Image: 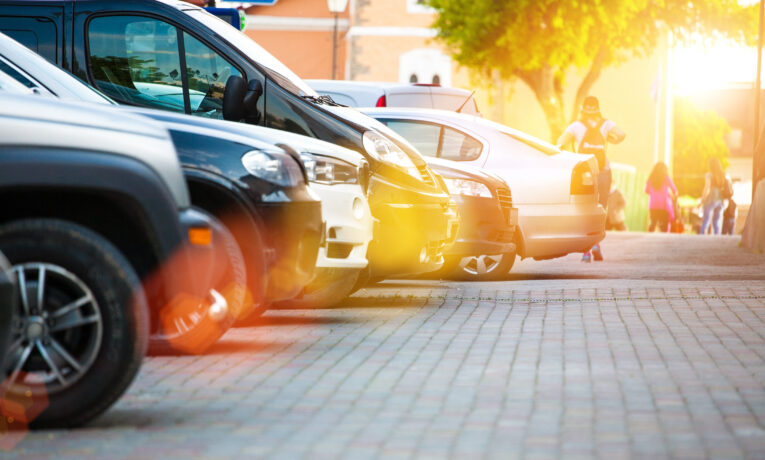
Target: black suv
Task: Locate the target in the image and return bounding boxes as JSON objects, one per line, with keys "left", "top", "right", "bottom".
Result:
{"left": 0, "top": 0, "right": 457, "bottom": 280}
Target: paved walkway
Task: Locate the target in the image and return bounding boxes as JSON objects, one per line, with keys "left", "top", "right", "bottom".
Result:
{"left": 4, "top": 233, "right": 765, "bottom": 459}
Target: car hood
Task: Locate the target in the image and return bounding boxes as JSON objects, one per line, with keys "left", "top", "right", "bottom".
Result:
{"left": 0, "top": 95, "right": 190, "bottom": 208}
{"left": 425, "top": 157, "right": 509, "bottom": 190}
{"left": 126, "top": 107, "right": 364, "bottom": 166}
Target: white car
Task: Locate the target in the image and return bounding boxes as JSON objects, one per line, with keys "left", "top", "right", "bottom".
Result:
{"left": 362, "top": 108, "right": 606, "bottom": 261}
{"left": 308, "top": 80, "right": 481, "bottom": 116}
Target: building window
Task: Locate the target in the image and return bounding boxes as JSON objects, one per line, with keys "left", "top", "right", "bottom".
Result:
{"left": 399, "top": 48, "right": 452, "bottom": 87}
{"left": 407, "top": 0, "right": 434, "bottom": 14}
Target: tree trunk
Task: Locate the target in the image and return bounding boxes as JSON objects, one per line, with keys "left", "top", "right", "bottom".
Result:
{"left": 517, "top": 66, "right": 567, "bottom": 142}
{"left": 570, "top": 47, "right": 608, "bottom": 123}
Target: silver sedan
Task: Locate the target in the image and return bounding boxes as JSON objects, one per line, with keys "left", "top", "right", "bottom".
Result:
{"left": 362, "top": 108, "right": 606, "bottom": 261}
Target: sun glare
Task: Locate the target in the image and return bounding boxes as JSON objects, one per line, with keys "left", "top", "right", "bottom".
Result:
{"left": 673, "top": 40, "right": 761, "bottom": 95}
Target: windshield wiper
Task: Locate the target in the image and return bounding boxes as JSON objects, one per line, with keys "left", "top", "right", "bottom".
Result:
{"left": 301, "top": 94, "right": 345, "bottom": 107}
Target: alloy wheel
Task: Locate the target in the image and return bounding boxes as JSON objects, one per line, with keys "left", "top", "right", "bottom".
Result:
{"left": 459, "top": 254, "right": 504, "bottom": 276}
{"left": 3, "top": 263, "right": 103, "bottom": 396}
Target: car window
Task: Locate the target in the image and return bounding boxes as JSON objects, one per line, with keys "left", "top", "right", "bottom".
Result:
{"left": 0, "top": 58, "right": 37, "bottom": 89}
{"left": 88, "top": 16, "right": 186, "bottom": 113}
{"left": 440, "top": 126, "right": 482, "bottom": 161}
{"left": 381, "top": 120, "right": 440, "bottom": 157}
{"left": 183, "top": 32, "right": 241, "bottom": 119}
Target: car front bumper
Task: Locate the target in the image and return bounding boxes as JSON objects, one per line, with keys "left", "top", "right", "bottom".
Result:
{"left": 257, "top": 200, "right": 323, "bottom": 302}
{"left": 311, "top": 182, "right": 372, "bottom": 270}
{"left": 366, "top": 174, "right": 453, "bottom": 278}
{"left": 517, "top": 200, "right": 606, "bottom": 260}
{"left": 446, "top": 194, "right": 518, "bottom": 258}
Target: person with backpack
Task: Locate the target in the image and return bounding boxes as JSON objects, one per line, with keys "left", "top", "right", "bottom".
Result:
{"left": 557, "top": 96, "right": 626, "bottom": 262}
{"left": 699, "top": 157, "right": 730, "bottom": 235}
{"left": 644, "top": 162, "right": 677, "bottom": 232}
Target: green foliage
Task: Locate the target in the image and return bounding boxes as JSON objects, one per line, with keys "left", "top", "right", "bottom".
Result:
{"left": 672, "top": 97, "right": 731, "bottom": 197}
{"left": 427, "top": 0, "right": 757, "bottom": 139}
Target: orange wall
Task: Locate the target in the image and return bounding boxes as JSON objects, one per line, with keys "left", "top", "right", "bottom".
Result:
{"left": 247, "top": 0, "right": 349, "bottom": 19}
{"left": 246, "top": 30, "right": 347, "bottom": 80}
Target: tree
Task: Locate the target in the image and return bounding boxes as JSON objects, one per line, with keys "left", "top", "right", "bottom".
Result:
{"left": 427, "top": 0, "right": 757, "bottom": 140}
{"left": 672, "top": 97, "right": 730, "bottom": 197}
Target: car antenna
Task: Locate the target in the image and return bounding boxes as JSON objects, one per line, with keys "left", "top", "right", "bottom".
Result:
{"left": 456, "top": 90, "right": 476, "bottom": 113}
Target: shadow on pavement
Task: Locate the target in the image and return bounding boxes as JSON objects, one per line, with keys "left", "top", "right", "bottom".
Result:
{"left": 236, "top": 312, "right": 364, "bottom": 327}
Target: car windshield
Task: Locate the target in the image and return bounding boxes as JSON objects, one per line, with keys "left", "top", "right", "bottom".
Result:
{"left": 185, "top": 9, "right": 319, "bottom": 98}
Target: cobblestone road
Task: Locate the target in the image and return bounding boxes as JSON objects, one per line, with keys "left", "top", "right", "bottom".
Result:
{"left": 4, "top": 233, "right": 765, "bottom": 459}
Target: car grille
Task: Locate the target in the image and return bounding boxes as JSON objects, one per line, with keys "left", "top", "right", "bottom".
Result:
{"left": 416, "top": 165, "right": 435, "bottom": 187}
{"left": 496, "top": 188, "right": 513, "bottom": 219}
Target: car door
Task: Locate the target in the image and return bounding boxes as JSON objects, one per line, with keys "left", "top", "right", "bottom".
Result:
{"left": 0, "top": 4, "right": 65, "bottom": 64}
{"left": 83, "top": 14, "right": 250, "bottom": 120}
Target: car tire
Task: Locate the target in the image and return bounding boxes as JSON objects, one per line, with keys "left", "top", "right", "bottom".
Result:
{"left": 149, "top": 220, "right": 248, "bottom": 355}
{"left": 0, "top": 219, "right": 148, "bottom": 429}
{"left": 444, "top": 250, "right": 516, "bottom": 282}
{"left": 275, "top": 268, "right": 361, "bottom": 309}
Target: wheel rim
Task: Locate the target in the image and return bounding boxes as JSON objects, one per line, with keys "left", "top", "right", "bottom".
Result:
{"left": 3, "top": 263, "right": 103, "bottom": 396}
{"left": 459, "top": 254, "right": 503, "bottom": 276}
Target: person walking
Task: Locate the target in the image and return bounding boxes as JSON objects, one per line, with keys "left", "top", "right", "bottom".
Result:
{"left": 699, "top": 157, "right": 727, "bottom": 235}
{"left": 557, "top": 96, "right": 626, "bottom": 262}
{"left": 644, "top": 162, "right": 677, "bottom": 232}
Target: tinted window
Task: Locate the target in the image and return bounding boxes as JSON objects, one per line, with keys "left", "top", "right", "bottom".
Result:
{"left": 88, "top": 16, "right": 185, "bottom": 112}
{"left": 382, "top": 120, "right": 440, "bottom": 157}
{"left": 0, "top": 16, "right": 58, "bottom": 63}
{"left": 440, "top": 126, "right": 482, "bottom": 161}
{"left": 265, "top": 80, "right": 314, "bottom": 136}
{"left": 183, "top": 32, "right": 241, "bottom": 119}
{"left": 0, "top": 58, "right": 36, "bottom": 88}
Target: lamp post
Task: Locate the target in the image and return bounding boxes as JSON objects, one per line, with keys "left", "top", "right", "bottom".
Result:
{"left": 327, "top": 0, "right": 349, "bottom": 80}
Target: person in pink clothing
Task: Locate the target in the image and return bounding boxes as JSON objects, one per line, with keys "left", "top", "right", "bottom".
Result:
{"left": 645, "top": 162, "right": 677, "bottom": 232}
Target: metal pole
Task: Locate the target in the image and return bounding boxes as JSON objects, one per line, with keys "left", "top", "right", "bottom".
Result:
{"left": 331, "top": 12, "right": 338, "bottom": 80}
{"left": 754, "top": 0, "right": 764, "bottom": 197}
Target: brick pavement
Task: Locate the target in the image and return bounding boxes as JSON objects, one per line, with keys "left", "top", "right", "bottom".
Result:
{"left": 4, "top": 234, "right": 765, "bottom": 459}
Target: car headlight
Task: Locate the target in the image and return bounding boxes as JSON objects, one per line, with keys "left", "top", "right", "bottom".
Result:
{"left": 442, "top": 178, "right": 492, "bottom": 198}
{"left": 241, "top": 150, "right": 304, "bottom": 186}
{"left": 299, "top": 153, "right": 358, "bottom": 185}
{"left": 362, "top": 130, "right": 421, "bottom": 181}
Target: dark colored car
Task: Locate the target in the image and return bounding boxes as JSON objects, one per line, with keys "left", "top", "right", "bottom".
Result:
{"left": 0, "top": 31, "right": 322, "bottom": 319}
{"left": 426, "top": 158, "right": 519, "bottom": 281}
{"left": 0, "top": 92, "right": 230, "bottom": 427}
{"left": 0, "top": 0, "right": 455, "bottom": 280}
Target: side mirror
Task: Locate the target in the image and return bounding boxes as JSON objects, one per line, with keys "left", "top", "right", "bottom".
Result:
{"left": 243, "top": 79, "right": 262, "bottom": 113}
{"left": 223, "top": 75, "right": 247, "bottom": 121}
{"left": 223, "top": 76, "right": 263, "bottom": 123}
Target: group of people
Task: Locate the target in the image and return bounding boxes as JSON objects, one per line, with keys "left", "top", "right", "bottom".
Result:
{"left": 644, "top": 157, "right": 735, "bottom": 235}
{"left": 558, "top": 95, "right": 736, "bottom": 263}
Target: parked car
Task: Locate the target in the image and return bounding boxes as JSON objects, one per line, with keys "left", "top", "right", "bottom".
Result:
{"left": 0, "top": 33, "right": 258, "bottom": 354}
{"left": 363, "top": 108, "right": 606, "bottom": 261}
{"left": 426, "top": 158, "right": 519, "bottom": 280}
{"left": 153, "top": 114, "right": 375, "bottom": 307}
{"left": 0, "top": 30, "right": 371, "bottom": 308}
{"left": 0, "top": 0, "right": 455, "bottom": 281}
{"left": 0, "top": 93, "right": 230, "bottom": 427}
{"left": 308, "top": 80, "right": 481, "bottom": 116}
